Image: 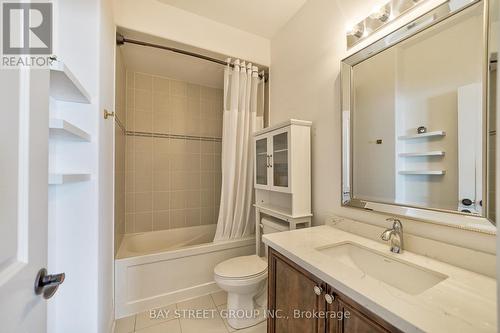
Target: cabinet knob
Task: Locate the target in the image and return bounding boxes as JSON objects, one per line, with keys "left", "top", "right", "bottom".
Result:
{"left": 313, "top": 285, "right": 323, "bottom": 296}
{"left": 324, "top": 293, "right": 335, "bottom": 304}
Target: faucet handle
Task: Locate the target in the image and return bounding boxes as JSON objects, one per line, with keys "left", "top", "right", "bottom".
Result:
{"left": 386, "top": 217, "right": 402, "bottom": 229}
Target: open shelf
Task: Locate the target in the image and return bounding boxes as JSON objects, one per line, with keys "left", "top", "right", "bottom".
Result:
{"left": 49, "top": 119, "right": 91, "bottom": 141}
{"left": 49, "top": 173, "right": 91, "bottom": 185}
{"left": 398, "top": 131, "right": 446, "bottom": 140}
{"left": 398, "top": 170, "right": 446, "bottom": 175}
{"left": 398, "top": 151, "right": 445, "bottom": 157}
{"left": 50, "top": 60, "right": 91, "bottom": 103}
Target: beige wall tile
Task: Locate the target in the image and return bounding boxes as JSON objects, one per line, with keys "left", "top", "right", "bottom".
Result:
{"left": 187, "top": 84, "right": 200, "bottom": 99}
{"left": 153, "top": 191, "right": 170, "bottom": 211}
{"left": 153, "top": 92, "right": 169, "bottom": 113}
{"left": 200, "top": 189, "right": 212, "bottom": 207}
{"left": 153, "top": 152, "right": 170, "bottom": 171}
{"left": 170, "top": 139, "right": 186, "bottom": 153}
{"left": 135, "top": 151, "right": 152, "bottom": 173}
{"left": 134, "top": 137, "right": 153, "bottom": 153}
{"left": 187, "top": 98, "right": 200, "bottom": 116}
{"left": 125, "top": 214, "right": 135, "bottom": 233}
{"left": 186, "top": 191, "right": 201, "bottom": 208}
{"left": 186, "top": 115, "right": 200, "bottom": 136}
{"left": 126, "top": 193, "right": 135, "bottom": 213}
{"left": 171, "top": 80, "right": 187, "bottom": 97}
{"left": 152, "top": 113, "right": 169, "bottom": 133}
{"left": 135, "top": 90, "right": 152, "bottom": 111}
{"left": 185, "top": 140, "right": 200, "bottom": 154}
{"left": 200, "top": 86, "right": 215, "bottom": 100}
{"left": 122, "top": 72, "right": 223, "bottom": 234}
{"left": 135, "top": 212, "right": 153, "bottom": 232}
{"left": 126, "top": 70, "right": 135, "bottom": 89}
{"left": 153, "top": 76, "right": 170, "bottom": 93}
{"left": 135, "top": 73, "right": 152, "bottom": 91}
{"left": 200, "top": 207, "right": 213, "bottom": 225}
{"left": 200, "top": 173, "right": 214, "bottom": 190}
{"left": 153, "top": 171, "right": 170, "bottom": 191}
{"left": 135, "top": 172, "right": 152, "bottom": 192}
{"left": 153, "top": 138, "right": 169, "bottom": 153}
{"left": 125, "top": 171, "right": 135, "bottom": 191}
{"left": 153, "top": 211, "right": 170, "bottom": 230}
{"left": 170, "top": 209, "right": 186, "bottom": 229}
{"left": 134, "top": 111, "right": 153, "bottom": 132}
{"left": 170, "top": 191, "right": 186, "bottom": 209}
{"left": 186, "top": 208, "right": 201, "bottom": 226}
{"left": 135, "top": 192, "right": 153, "bottom": 212}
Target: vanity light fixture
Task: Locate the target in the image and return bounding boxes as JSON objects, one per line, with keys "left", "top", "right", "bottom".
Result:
{"left": 346, "top": 0, "right": 424, "bottom": 49}
{"left": 347, "top": 24, "right": 365, "bottom": 38}
{"left": 370, "top": 5, "right": 391, "bottom": 22}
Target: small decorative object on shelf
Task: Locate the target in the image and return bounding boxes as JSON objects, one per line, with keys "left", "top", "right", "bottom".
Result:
{"left": 417, "top": 126, "right": 427, "bottom": 134}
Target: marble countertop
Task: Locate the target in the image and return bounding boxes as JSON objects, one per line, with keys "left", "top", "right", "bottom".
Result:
{"left": 262, "top": 225, "right": 497, "bottom": 333}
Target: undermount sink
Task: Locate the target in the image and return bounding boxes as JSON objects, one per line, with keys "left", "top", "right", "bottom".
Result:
{"left": 316, "top": 242, "right": 448, "bottom": 295}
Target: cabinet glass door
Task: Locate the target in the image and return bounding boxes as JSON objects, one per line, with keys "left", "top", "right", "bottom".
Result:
{"left": 273, "top": 131, "right": 289, "bottom": 188}
{"left": 256, "top": 137, "right": 268, "bottom": 185}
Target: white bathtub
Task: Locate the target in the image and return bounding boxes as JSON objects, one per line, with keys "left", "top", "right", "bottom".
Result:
{"left": 115, "top": 224, "right": 255, "bottom": 318}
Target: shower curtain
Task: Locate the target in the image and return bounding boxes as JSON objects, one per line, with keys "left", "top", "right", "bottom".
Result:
{"left": 214, "top": 59, "right": 263, "bottom": 241}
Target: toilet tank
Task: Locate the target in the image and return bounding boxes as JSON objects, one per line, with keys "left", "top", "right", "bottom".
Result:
{"left": 259, "top": 217, "right": 289, "bottom": 257}
{"left": 261, "top": 217, "right": 289, "bottom": 235}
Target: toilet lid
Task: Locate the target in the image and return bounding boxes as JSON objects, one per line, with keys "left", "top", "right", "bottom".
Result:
{"left": 214, "top": 255, "right": 267, "bottom": 279}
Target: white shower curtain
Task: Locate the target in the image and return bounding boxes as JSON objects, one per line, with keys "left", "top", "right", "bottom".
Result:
{"left": 214, "top": 59, "right": 263, "bottom": 241}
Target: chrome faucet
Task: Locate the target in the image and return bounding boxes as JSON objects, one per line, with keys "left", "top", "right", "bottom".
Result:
{"left": 381, "top": 218, "right": 404, "bottom": 254}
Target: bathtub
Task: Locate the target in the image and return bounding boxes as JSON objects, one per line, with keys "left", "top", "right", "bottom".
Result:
{"left": 115, "top": 224, "right": 255, "bottom": 318}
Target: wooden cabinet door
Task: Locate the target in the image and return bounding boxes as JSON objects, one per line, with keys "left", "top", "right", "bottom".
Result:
{"left": 268, "top": 248, "right": 326, "bottom": 333}
{"left": 339, "top": 300, "right": 390, "bottom": 333}
{"left": 325, "top": 286, "right": 340, "bottom": 333}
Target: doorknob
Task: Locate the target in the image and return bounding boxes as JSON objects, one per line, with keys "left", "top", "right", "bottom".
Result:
{"left": 34, "top": 268, "right": 65, "bottom": 299}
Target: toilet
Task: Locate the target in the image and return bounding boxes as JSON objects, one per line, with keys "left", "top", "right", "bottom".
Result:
{"left": 214, "top": 217, "right": 289, "bottom": 329}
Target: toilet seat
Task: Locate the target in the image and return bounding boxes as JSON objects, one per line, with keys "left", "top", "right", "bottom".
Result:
{"left": 214, "top": 255, "right": 267, "bottom": 280}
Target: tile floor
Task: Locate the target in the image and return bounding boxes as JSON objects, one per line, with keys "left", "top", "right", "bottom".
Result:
{"left": 114, "top": 291, "right": 267, "bottom": 333}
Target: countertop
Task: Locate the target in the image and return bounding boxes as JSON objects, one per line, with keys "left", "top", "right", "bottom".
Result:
{"left": 262, "top": 225, "right": 497, "bottom": 333}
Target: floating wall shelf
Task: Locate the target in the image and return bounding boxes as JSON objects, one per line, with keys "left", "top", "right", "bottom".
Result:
{"left": 50, "top": 60, "right": 91, "bottom": 104}
{"left": 398, "top": 170, "right": 446, "bottom": 175}
{"left": 398, "top": 151, "right": 445, "bottom": 157}
{"left": 398, "top": 131, "right": 446, "bottom": 140}
{"left": 49, "top": 119, "right": 91, "bottom": 141}
{"left": 49, "top": 173, "right": 91, "bottom": 185}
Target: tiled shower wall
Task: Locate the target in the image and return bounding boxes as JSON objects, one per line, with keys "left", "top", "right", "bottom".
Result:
{"left": 114, "top": 49, "right": 126, "bottom": 254}
{"left": 125, "top": 71, "right": 223, "bottom": 233}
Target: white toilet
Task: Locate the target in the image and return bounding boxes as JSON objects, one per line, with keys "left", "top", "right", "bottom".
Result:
{"left": 214, "top": 217, "right": 289, "bottom": 329}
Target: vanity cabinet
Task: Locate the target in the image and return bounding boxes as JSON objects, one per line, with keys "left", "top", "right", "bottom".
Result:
{"left": 268, "top": 248, "right": 402, "bottom": 333}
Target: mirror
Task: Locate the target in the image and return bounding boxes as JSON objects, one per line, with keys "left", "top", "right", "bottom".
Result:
{"left": 341, "top": 0, "right": 497, "bottom": 229}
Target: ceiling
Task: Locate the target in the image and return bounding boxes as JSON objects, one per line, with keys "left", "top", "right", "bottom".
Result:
{"left": 156, "top": 0, "right": 308, "bottom": 38}
{"left": 118, "top": 28, "right": 235, "bottom": 88}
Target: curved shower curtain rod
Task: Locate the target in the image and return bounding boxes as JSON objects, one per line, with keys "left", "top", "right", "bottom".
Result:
{"left": 116, "top": 33, "right": 268, "bottom": 81}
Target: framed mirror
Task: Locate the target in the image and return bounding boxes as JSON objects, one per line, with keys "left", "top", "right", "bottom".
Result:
{"left": 341, "top": 0, "right": 498, "bottom": 231}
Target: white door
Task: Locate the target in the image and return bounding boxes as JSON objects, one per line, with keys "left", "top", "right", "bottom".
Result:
{"left": 0, "top": 67, "right": 53, "bottom": 332}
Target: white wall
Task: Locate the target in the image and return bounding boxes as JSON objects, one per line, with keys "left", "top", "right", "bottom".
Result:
{"left": 98, "top": 0, "right": 117, "bottom": 332}
{"left": 48, "top": 0, "right": 115, "bottom": 332}
{"left": 269, "top": 0, "right": 496, "bottom": 255}
{"left": 113, "top": 0, "right": 270, "bottom": 66}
